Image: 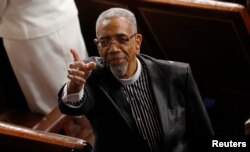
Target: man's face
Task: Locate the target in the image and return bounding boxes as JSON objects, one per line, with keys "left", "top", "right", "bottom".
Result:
{"left": 95, "top": 17, "right": 142, "bottom": 78}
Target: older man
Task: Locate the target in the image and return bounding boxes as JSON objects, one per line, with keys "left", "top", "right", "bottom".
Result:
{"left": 58, "top": 7, "right": 214, "bottom": 152}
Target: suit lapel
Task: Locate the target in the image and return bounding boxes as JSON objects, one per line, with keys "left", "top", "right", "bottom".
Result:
{"left": 139, "top": 56, "right": 171, "bottom": 149}
{"left": 97, "top": 56, "right": 171, "bottom": 149}
{"left": 100, "top": 70, "right": 138, "bottom": 132}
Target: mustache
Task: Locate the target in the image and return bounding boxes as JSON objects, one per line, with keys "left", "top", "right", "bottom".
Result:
{"left": 106, "top": 54, "right": 126, "bottom": 62}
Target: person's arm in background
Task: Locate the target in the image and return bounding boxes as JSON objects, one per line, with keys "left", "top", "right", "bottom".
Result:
{"left": 0, "top": 0, "right": 7, "bottom": 19}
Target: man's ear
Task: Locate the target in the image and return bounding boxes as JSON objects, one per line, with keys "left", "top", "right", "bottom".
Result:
{"left": 136, "top": 44, "right": 139, "bottom": 49}
{"left": 135, "top": 34, "right": 142, "bottom": 51}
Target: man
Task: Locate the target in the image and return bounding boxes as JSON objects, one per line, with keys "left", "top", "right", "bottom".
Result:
{"left": 0, "top": 0, "right": 88, "bottom": 114}
{"left": 58, "top": 8, "right": 214, "bottom": 152}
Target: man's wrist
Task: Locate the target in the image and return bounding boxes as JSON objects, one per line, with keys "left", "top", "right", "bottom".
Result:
{"left": 67, "top": 81, "right": 83, "bottom": 94}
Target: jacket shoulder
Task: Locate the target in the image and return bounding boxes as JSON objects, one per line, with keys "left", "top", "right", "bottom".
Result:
{"left": 139, "top": 54, "right": 190, "bottom": 73}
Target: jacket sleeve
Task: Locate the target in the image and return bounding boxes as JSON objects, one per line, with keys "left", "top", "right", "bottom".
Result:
{"left": 185, "top": 64, "right": 214, "bottom": 150}
{"left": 58, "top": 83, "right": 95, "bottom": 116}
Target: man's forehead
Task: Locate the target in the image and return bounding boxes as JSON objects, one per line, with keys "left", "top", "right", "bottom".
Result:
{"left": 100, "top": 16, "right": 129, "bottom": 26}
{"left": 97, "top": 17, "right": 131, "bottom": 36}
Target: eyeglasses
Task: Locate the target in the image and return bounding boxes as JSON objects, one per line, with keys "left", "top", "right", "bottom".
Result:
{"left": 94, "top": 33, "right": 137, "bottom": 48}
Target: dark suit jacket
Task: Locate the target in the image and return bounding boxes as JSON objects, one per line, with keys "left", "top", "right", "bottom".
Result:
{"left": 58, "top": 54, "right": 214, "bottom": 152}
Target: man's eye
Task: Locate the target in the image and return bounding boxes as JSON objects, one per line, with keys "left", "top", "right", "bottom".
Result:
{"left": 100, "top": 39, "right": 110, "bottom": 46}
{"left": 117, "top": 36, "right": 129, "bottom": 43}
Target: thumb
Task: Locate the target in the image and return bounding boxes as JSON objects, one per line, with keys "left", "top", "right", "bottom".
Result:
{"left": 87, "top": 62, "right": 97, "bottom": 70}
{"left": 70, "top": 48, "right": 81, "bottom": 62}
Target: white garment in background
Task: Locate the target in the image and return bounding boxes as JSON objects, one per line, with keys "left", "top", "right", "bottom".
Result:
{"left": 0, "top": 0, "right": 88, "bottom": 114}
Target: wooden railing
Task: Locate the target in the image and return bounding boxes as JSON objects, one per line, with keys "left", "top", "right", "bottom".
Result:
{"left": 0, "top": 122, "right": 91, "bottom": 152}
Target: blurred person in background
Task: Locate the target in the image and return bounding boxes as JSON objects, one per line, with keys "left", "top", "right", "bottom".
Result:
{"left": 0, "top": 0, "right": 88, "bottom": 114}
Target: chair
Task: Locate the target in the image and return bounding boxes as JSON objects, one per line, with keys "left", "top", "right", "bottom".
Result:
{"left": 245, "top": 118, "right": 250, "bottom": 135}
{"left": 32, "top": 106, "right": 95, "bottom": 146}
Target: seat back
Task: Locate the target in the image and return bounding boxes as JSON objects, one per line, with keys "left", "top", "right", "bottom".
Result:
{"left": 32, "top": 106, "right": 71, "bottom": 133}
{"left": 245, "top": 118, "right": 250, "bottom": 135}
{"left": 33, "top": 106, "right": 95, "bottom": 146}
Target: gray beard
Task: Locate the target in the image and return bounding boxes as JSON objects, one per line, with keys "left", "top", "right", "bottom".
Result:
{"left": 109, "top": 62, "right": 128, "bottom": 78}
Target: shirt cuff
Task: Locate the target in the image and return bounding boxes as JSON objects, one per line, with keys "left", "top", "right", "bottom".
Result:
{"left": 62, "top": 83, "right": 84, "bottom": 103}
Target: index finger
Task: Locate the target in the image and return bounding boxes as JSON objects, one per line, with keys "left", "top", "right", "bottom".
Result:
{"left": 70, "top": 48, "right": 82, "bottom": 62}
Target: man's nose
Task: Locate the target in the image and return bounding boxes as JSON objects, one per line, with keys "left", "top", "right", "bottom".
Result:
{"left": 107, "top": 39, "right": 120, "bottom": 53}
{"left": 109, "top": 38, "right": 120, "bottom": 46}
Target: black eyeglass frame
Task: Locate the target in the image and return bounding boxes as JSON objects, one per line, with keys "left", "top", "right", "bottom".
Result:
{"left": 94, "top": 33, "right": 137, "bottom": 48}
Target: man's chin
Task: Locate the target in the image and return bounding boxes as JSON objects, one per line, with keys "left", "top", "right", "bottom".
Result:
{"left": 109, "top": 63, "right": 128, "bottom": 78}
